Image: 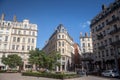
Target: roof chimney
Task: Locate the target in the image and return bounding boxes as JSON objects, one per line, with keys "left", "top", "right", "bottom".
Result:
{"left": 102, "top": 4, "right": 107, "bottom": 10}
{"left": 1, "top": 13, "right": 5, "bottom": 20}
{"left": 80, "top": 32, "right": 82, "bottom": 37}
{"left": 13, "top": 15, "right": 17, "bottom": 22}
{"left": 90, "top": 32, "right": 92, "bottom": 37}
{"left": 85, "top": 32, "right": 88, "bottom": 37}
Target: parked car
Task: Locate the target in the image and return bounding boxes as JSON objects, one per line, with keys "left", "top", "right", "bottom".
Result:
{"left": 76, "top": 69, "right": 86, "bottom": 76}
{"left": 101, "top": 70, "right": 119, "bottom": 77}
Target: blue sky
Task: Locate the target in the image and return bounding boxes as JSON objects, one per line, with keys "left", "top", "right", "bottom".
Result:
{"left": 0, "top": 0, "right": 114, "bottom": 49}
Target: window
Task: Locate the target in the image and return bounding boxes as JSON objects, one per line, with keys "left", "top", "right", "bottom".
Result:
{"left": 92, "top": 29, "right": 94, "bottom": 33}
{"left": 27, "top": 46, "right": 30, "bottom": 50}
{"left": 22, "top": 38, "right": 25, "bottom": 42}
{"left": 103, "top": 30, "right": 106, "bottom": 36}
{"left": 28, "top": 38, "right": 30, "bottom": 43}
{"left": 88, "top": 43, "right": 90, "bottom": 47}
{"left": 113, "top": 24, "right": 117, "bottom": 30}
{"left": 14, "top": 29, "right": 17, "bottom": 34}
{"left": 109, "top": 38, "right": 112, "bottom": 44}
{"left": 112, "top": 15, "right": 115, "bottom": 19}
{"left": 24, "top": 30, "right": 26, "bottom": 35}
{"left": 102, "top": 51, "right": 104, "bottom": 57}
{"left": 22, "top": 46, "right": 24, "bottom": 50}
{"left": 8, "top": 23, "right": 10, "bottom": 26}
{"left": 102, "top": 22, "right": 104, "bottom": 27}
{"left": 115, "top": 35, "right": 119, "bottom": 41}
{"left": 17, "top": 37, "right": 20, "bottom": 42}
{"left": 18, "top": 30, "right": 21, "bottom": 34}
{"left": 62, "top": 35, "right": 64, "bottom": 39}
{"left": 12, "top": 45, "right": 15, "bottom": 50}
{"left": 88, "top": 38, "right": 90, "bottom": 41}
{"left": 106, "top": 50, "right": 109, "bottom": 56}
{"left": 62, "top": 41, "right": 64, "bottom": 47}
{"left": 59, "top": 35, "right": 61, "bottom": 39}
{"left": 105, "top": 40, "right": 107, "bottom": 46}
{"left": 110, "top": 49, "right": 113, "bottom": 56}
{"left": 62, "top": 48, "right": 64, "bottom": 53}
{"left": 59, "top": 42, "right": 61, "bottom": 46}
{"left": 59, "top": 48, "right": 61, "bottom": 53}
{"left": 106, "top": 19, "right": 108, "bottom": 24}
{"left": 32, "top": 32, "right": 35, "bottom": 36}
{"left": 13, "top": 37, "right": 16, "bottom": 42}
{"left": 101, "top": 41, "right": 103, "bottom": 45}
{"left": 16, "top": 45, "right": 19, "bottom": 50}
{"left": 118, "top": 48, "right": 120, "bottom": 55}
{"left": 62, "top": 29, "right": 64, "bottom": 32}
{"left": 83, "top": 49, "right": 85, "bottom": 52}
{"left": 32, "top": 38, "right": 34, "bottom": 43}
{"left": 29, "top": 31, "right": 31, "bottom": 35}
{"left": 83, "top": 43, "right": 85, "bottom": 47}
{"left": 31, "top": 46, "right": 34, "bottom": 50}
{"left": 5, "top": 36, "right": 8, "bottom": 41}
{"left": 97, "top": 43, "right": 99, "bottom": 46}
{"left": 62, "top": 57, "right": 65, "bottom": 60}
{"left": 98, "top": 52, "right": 100, "bottom": 58}
{"left": 4, "top": 44, "right": 7, "bottom": 49}
{"left": 82, "top": 38, "right": 84, "bottom": 41}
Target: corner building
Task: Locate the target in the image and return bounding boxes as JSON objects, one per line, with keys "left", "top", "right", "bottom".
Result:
{"left": 43, "top": 24, "right": 74, "bottom": 71}
{"left": 0, "top": 14, "right": 37, "bottom": 70}
{"left": 90, "top": 0, "right": 120, "bottom": 70}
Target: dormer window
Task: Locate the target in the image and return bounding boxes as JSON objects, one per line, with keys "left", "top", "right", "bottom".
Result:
{"left": 62, "top": 29, "right": 64, "bottom": 32}
{"left": 24, "top": 24, "right": 27, "bottom": 28}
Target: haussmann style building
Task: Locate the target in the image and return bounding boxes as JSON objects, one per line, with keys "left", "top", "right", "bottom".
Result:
{"left": 0, "top": 14, "right": 37, "bottom": 70}
{"left": 80, "top": 32, "right": 94, "bottom": 71}
{"left": 90, "top": 0, "right": 120, "bottom": 70}
{"left": 42, "top": 24, "right": 74, "bottom": 72}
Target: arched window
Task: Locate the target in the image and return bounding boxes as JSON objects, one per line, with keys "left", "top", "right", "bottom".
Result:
{"left": 59, "top": 41, "right": 61, "bottom": 46}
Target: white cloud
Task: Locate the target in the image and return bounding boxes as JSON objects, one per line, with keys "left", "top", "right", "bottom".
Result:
{"left": 80, "top": 20, "right": 91, "bottom": 28}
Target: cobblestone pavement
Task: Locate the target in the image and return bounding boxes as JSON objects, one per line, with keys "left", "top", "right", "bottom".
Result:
{"left": 0, "top": 73, "right": 119, "bottom": 80}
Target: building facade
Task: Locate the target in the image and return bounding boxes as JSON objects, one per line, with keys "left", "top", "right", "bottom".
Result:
{"left": 42, "top": 24, "right": 74, "bottom": 71}
{"left": 0, "top": 14, "right": 37, "bottom": 70}
{"left": 73, "top": 43, "right": 81, "bottom": 71}
{"left": 80, "top": 32, "right": 94, "bottom": 71}
{"left": 90, "top": 0, "right": 120, "bottom": 70}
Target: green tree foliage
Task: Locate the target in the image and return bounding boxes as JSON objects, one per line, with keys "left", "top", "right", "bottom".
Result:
{"left": 48, "top": 51, "right": 61, "bottom": 70}
{"left": 28, "top": 48, "right": 61, "bottom": 71}
{"left": 1, "top": 54, "right": 22, "bottom": 69}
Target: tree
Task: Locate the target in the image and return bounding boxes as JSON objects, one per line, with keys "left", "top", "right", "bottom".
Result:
{"left": 28, "top": 48, "right": 61, "bottom": 71}
{"left": 47, "top": 51, "right": 61, "bottom": 70}
{"left": 28, "top": 48, "right": 46, "bottom": 70}
{"left": 1, "top": 54, "right": 22, "bottom": 70}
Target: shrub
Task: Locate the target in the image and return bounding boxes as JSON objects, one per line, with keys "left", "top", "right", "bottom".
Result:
{"left": 0, "top": 70, "right": 6, "bottom": 73}
{"left": 22, "top": 72, "right": 80, "bottom": 79}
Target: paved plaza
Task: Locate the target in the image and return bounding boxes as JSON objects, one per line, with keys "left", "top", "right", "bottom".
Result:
{"left": 0, "top": 73, "right": 119, "bottom": 80}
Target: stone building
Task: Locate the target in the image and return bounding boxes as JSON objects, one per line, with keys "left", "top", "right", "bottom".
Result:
{"left": 42, "top": 24, "right": 74, "bottom": 71}
{"left": 80, "top": 32, "right": 94, "bottom": 71}
{"left": 0, "top": 14, "right": 37, "bottom": 70}
{"left": 73, "top": 43, "right": 82, "bottom": 71}
{"left": 90, "top": 0, "right": 120, "bottom": 70}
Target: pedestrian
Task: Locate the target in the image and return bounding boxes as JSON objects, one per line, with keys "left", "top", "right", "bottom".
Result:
{"left": 86, "top": 70, "right": 88, "bottom": 76}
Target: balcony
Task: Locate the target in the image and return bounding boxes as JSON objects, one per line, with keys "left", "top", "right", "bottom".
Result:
{"left": 96, "top": 27, "right": 103, "bottom": 32}
{"left": 98, "top": 45, "right": 106, "bottom": 50}
{"left": 110, "top": 40, "right": 120, "bottom": 46}
{"left": 97, "top": 34, "right": 104, "bottom": 40}
{"left": 109, "top": 27, "right": 120, "bottom": 35}
{"left": 107, "top": 17, "right": 119, "bottom": 25}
